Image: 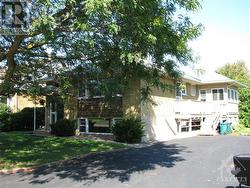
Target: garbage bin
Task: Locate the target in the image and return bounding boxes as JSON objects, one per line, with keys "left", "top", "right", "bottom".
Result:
{"left": 227, "top": 122, "right": 232, "bottom": 133}
{"left": 220, "top": 122, "right": 228, "bottom": 135}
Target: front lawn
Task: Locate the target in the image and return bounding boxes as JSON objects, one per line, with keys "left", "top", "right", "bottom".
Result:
{"left": 232, "top": 125, "right": 250, "bottom": 136}
{"left": 0, "top": 132, "right": 127, "bottom": 170}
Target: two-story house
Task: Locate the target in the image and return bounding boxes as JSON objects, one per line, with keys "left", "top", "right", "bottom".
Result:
{"left": 71, "top": 67, "right": 243, "bottom": 141}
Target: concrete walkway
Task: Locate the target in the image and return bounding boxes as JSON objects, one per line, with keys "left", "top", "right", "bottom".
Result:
{"left": 1, "top": 136, "right": 250, "bottom": 188}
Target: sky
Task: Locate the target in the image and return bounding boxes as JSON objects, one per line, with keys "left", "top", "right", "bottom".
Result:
{"left": 189, "top": 0, "right": 250, "bottom": 71}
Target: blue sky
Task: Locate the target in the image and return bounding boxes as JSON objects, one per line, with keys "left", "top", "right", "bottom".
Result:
{"left": 189, "top": 0, "right": 250, "bottom": 70}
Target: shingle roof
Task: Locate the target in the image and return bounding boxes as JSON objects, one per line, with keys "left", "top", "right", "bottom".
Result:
{"left": 180, "top": 66, "right": 245, "bottom": 87}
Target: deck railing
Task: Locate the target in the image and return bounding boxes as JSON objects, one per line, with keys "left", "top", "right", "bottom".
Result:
{"left": 174, "top": 100, "right": 238, "bottom": 115}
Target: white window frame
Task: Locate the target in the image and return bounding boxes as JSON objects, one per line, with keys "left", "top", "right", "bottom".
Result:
{"left": 181, "top": 83, "right": 187, "bottom": 96}
{"left": 199, "top": 89, "right": 207, "bottom": 102}
{"left": 176, "top": 83, "right": 186, "bottom": 99}
{"left": 191, "top": 85, "right": 197, "bottom": 97}
{"left": 77, "top": 83, "right": 104, "bottom": 99}
{"left": 211, "top": 88, "right": 225, "bottom": 101}
{"left": 78, "top": 117, "right": 89, "bottom": 133}
{"left": 227, "top": 88, "right": 238, "bottom": 102}
{"left": 50, "top": 112, "right": 57, "bottom": 124}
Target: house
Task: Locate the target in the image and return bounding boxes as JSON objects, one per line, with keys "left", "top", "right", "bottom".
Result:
{"left": 0, "top": 69, "right": 44, "bottom": 112}
{"left": 44, "top": 66, "right": 241, "bottom": 141}
{"left": 140, "top": 67, "right": 243, "bottom": 141}
{"left": 6, "top": 94, "right": 45, "bottom": 112}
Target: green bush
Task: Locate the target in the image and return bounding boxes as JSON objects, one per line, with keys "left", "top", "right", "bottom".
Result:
{"left": 239, "top": 88, "right": 250, "bottom": 128}
{"left": 111, "top": 117, "right": 144, "bottom": 143}
{"left": 1, "top": 107, "right": 45, "bottom": 131}
{"left": 50, "top": 119, "right": 76, "bottom": 136}
{"left": 0, "top": 103, "right": 11, "bottom": 131}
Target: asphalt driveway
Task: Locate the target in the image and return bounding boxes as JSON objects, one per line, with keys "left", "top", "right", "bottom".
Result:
{"left": 1, "top": 136, "right": 250, "bottom": 188}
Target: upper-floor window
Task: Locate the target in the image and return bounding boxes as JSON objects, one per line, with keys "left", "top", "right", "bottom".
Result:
{"left": 228, "top": 88, "right": 238, "bottom": 101}
{"left": 181, "top": 84, "right": 187, "bottom": 96}
{"left": 200, "top": 89, "right": 207, "bottom": 102}
{"left": 78, "top": 80, "right": 103, "bottom": 99}
{"left": 212, "top": 89, "right": 224, "bottom": 101}
{"left": 191, "top": 85, "right": 197, "bottom": 96}
{"left": 176, "top": 83, "right": 186, "bottom": 99}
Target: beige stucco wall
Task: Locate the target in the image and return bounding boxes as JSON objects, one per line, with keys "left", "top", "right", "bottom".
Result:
{"left": 140, "top": 77, "right": 177, "bottom": 141}
{"left": 141, "top": 96, "right": 177, "bottom": 141}
{"left": 122, "top": 79, "right": 141, "bottom": 118}
{"left": 150, "top": 77, "right": 176, "bottom": 98}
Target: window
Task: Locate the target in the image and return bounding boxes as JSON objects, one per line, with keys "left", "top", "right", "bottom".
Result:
{"left": 200, "top": 90, "right": 206, "bottom": 102}
{"left": 78, "top": 84, "right": 88, "bottom": 98}
{"left": 176, "top": 83, "right": 187, "bottom": 99}
{"left": 78, "top": 81, "right": 103, "bottom": 99}
{"left": 228, "top": 88, "right": 238, "bottom": 101}
{"left": 181, "top": 84, "right": 187, "bottom": 96}
{"left": 212, "top": 89, "right": 224, "bottom": 101}
{"left": 78, "top": 118, "right": 88, "bottom": 132}
{"left": 231, "top": 89, "right": 234, "bottom": 100}
{"left": 228, "top": 89, "right": 231, "bottom": 99}
{"left": 191, "top": 85, "right": 197, "bottom": 96}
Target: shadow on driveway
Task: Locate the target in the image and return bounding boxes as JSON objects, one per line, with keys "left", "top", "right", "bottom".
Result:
{"left": 19, "top": 142, "right": 190, "bottom": 185}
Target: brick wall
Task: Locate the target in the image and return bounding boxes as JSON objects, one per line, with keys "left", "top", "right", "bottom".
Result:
{"left": 77, "top": 97, "right": 123, "bottom": 118}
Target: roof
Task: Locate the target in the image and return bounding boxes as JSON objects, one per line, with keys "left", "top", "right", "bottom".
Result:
{"left": 180, "top": 66, "right": 245, "bottom": 87}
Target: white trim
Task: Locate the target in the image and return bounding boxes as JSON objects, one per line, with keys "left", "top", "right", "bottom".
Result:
{"left": 112, "top": 117, "right": 123, "bottom": 125}
{"left": 211, "top": 88, "right": 225, "bottom": 101}
{"left": 199, "top": 89, "right": 207, "bottom": 102}
{"left": 78, "top": 117, "right": 122, "bottom": 134}
{"left": 227, "top": 87, "right": 238, "bottom": 102}
{"left": 190, "top": 85, "right": 197, "bottom": 97}
{"left": 78, "top": 117, "right": 89, "bottom": 133}
{"left": 50, "top": 112, "right": 57, "bottom": 124}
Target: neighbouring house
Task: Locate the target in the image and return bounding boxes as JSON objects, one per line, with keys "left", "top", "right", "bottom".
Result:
{"left": 0, "top": 69, "right": 44, "bottom": 112}
{"left": 43, "top": 66, "right": 243, "bottom": 141}
{"left": 6, "top": 94, "right": 45, "bottom": 112}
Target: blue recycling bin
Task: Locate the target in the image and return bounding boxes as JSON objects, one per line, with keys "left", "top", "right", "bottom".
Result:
{"left": 220, "top": 122, "right": 228, "bottom": 135}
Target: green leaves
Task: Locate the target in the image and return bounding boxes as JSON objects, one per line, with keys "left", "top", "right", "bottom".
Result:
{"left": 0, "top": 0, "right": 202, "bottom": 102}
{"left": 218, "top": 61, "right": 250, "bottom": 127}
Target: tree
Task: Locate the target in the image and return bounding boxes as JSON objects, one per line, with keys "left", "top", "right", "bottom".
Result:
{"left": 217, "top": 61, "right": 250, "bottom": 127}
{"left": 0, "top": 0, "right": 202, "bottom": 101}
{"left": 217, "top": 61, "right": 250, "bottom": 86}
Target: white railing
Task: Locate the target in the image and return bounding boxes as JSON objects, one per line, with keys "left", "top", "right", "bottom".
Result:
{"left": 174, "top": 100, "right": 238, "bottom": 115}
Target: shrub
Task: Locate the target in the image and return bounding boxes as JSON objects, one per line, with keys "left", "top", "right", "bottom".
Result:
{"left": 50, "top": 119, "right": 76, "bottom": 136}
{"left": 0, "top": 103, "right": 11, "bottom": 115}
{"left": 111, "top": 117, "right": 144, "bottom": 143}
{"left": 1, "top": 107, "right": 45, "bottom": 131}
{"left": 0, "top": 103, "right": 11, "bottom": 131}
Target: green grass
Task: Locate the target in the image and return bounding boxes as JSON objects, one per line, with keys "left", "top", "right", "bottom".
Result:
{"left": 232, "top": 124, "right": 250, "bottom": 136}
{"left": 0, "top": 132, "right": 127, "bottom": 170}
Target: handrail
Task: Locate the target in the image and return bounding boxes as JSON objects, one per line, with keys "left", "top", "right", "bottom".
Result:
{"left": 165, "top": 118, "right": 177, "bottom": 135}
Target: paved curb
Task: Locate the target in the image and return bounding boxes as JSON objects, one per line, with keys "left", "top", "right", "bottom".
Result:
{"left": 0, "top": 168, "right": 33, "bottom": 175}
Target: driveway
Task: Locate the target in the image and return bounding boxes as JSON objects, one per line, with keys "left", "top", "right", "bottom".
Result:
{"left": 1, "top": 136, "right": 250, "bottom": 188}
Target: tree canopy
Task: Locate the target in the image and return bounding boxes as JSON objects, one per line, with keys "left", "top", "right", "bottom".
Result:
{"left": 217, "top": 61, "right": 250, "bottom": 86}
{"left": 217, "top": 61, "right": 250, "bottom": 127}
{"left": 0, "top": 0, "right": 202, "bottom": 100}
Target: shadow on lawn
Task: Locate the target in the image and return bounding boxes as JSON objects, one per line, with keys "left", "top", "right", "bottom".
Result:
{"left": 19, "top": 142, "right": 190, "bottom": 185}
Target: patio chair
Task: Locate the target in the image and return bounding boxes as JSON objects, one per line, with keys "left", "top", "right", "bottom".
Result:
{"left": 231, "top": 154, "right": 250, "bottom": 187}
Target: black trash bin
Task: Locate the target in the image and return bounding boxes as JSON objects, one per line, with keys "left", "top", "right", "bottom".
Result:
{"left": 231, "top": 154, "right": 250, "bottom": 187}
